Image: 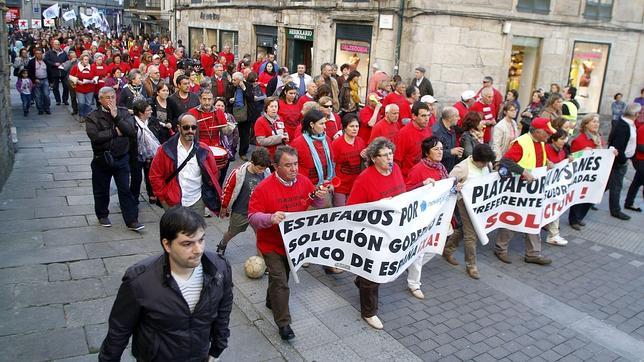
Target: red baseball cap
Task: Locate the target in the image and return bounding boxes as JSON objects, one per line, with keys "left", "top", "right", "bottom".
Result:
{"left": 531, "top": 117, "right": 556, "bottom": 135}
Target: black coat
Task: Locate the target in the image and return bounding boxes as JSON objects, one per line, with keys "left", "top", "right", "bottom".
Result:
{"left": 85, "top": 106, "right": 136, "bottom": 158}
{"left": 167, "top": 92, "right": 200, "bottom": 129}
{"left": 26, "top": 57, "right": 49, "bottom": 83}
{"left": 99, "top": 252, "right": 233, "bottom": 362}
{"left": 608, "top": 118, "right": 633, "bottom": 165}
{"left": 43, "top": 48, "right": 68, "bottom": 80}
{"left": 414, "top": 77, "right": 434, "bottom": 97}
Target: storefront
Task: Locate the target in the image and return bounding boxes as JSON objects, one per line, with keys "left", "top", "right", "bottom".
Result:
{"left": 285, "top": 27, "right": 314, "bottom": 73}
{"left": 568, "top": 41, "right": 610, "bottom": 114}
{"left": 255, "top": 25, "right": 277, "bottom": 59}
{"left": 189, "top": 26, "right": 239, "bottom": 61}
{"left": 506, "top": 36, "right": 541, "bottom": 110}
{"left": 334, "top": 23, "right": 372, "bottom": 101}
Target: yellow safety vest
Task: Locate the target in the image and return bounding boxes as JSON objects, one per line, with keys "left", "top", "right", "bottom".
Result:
{"left": 562, "top": 100, "right": 578, "bottom": 133}
{"left": 514, "top": 133, "right": 547, "bottom": 170}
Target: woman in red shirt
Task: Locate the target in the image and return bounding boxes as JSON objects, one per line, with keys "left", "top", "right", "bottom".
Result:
{"left": 278, "top": 82, "right": 301, "bottom": 140}
{"left": 91, "top": 53, "right": 109, "bottom": 97}
{"left": 258, "top": 62, "right": 276, "bottom": 95}
{"left": 568, "top": 114, "right": 616, "bottom": 229}
{"left": 318, "top": 96, "right": 341, "bottom": 139}
{"left": 332, "top": 114, "right": 366, "bottom": 207}
{"left": 347, "top": 137, "right": 406, "bottom": 331}
{"left": 255, "top": 97, "right": 289, "bottom": 159}
{"left": 109, "top": 54, "right": 131, "bottom": 76}
{"left": 69, "top": 54, "right": 97, "bottom": 120}
{"left": 290, "top": 109, "right": 334, "bottom": 187}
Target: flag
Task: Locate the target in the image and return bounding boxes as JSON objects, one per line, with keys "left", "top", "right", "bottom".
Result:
{"left": 18, "top": 19, "right": 29, "bottom": 30}
{"left": 62, "top": 10, "right": 76, "bottom": 22}
{"left": 43, "top": 18, "right": 56, "bottom": 27}
{"left": 31, "top": 19, "right": 42, "bottom": 29}
{"left": 43, "top": 3, "right": 60, "bottom": 19}
{"left": 79, "top": 12, "right": 92, "bottom": 27}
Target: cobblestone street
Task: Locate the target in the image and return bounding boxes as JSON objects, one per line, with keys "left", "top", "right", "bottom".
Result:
{"left": 1, "top": 88, "right": 643, "bottom": 361}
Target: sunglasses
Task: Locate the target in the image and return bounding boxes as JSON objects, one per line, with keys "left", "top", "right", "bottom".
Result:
{"left": 182, "top": 125, "right": 198, "bottom": 131}
{"left": 323, "top": 104, "right": 333, "bottom": 108}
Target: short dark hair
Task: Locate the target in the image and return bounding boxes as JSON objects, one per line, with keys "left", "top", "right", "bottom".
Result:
{"left": 132, "top": 99, "right": 150, "bottom": 116}
{"left": 341, "top": 113, "right": 359, "bottom": 130}
{"left": 347, "top": 70, "right": 361, "bottom": 82}
{"left": 251, "top": 147, "right": 272, "bottom": 167}
{"left": 502, "top": 101, "right": 517, "bottom": 114}
{"left": 411, "top": 101, "right": 429, "bottom": 116}
{"left": 155, "top": 81, "right": 169, "bottom": 94}
{"left": 274, "top": 145, "right": 298, "bottom": 165}
{"left": 472, "top": 144, "right": 496, "bottom": 163}
{"left": 567, "top": 86, "right": 577, "bottom": 98}
{"left": 462, "top": 111, "right": 482, "bottom": 132}
{"left": 421, "top": 136, "right": 441, "bottom": 158}
{"left": 340, "top": 63, "right": 351, "bottom": 72}
{"left": 406, "top": 85, "right": 418, "bottom": 98}
{"left": 176, "top": 74, "right": 190, "bottom": 85}
{"left": 159, "top": 207, "right": 206, "bottom": 248}
{"left": 614, "top": 92, "right": 623, "bottom": 100}
{"left": 301, "top": 109, "right": 326, "bottom": 135}
{"left": 548, "top": 128, "right": 567, "bottom": 144}
{"left": 247, "top": 71, "right": 259, "bottom": 83}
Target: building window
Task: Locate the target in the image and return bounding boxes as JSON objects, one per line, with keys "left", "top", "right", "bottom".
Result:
{"left": 584, "top": 0, "right": 613, "bottom": 20}
{"left": 516, "top": 0, "right": 550, "bottom": 14}
{"left": 568, "top": 41, "right": 610, "bottom": 113}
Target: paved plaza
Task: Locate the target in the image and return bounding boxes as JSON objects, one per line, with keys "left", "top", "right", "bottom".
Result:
{"left": 1, "top": 88, "right": 643, "bottom": 361}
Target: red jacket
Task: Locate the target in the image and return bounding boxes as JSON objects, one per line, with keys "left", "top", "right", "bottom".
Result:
{"left": 149, "top": 134, "right": 221, "bottom": 210}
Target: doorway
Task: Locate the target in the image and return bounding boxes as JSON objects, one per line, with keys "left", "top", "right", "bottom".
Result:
{"left": 507, "top": 36, "right": 541, "bottom": 110}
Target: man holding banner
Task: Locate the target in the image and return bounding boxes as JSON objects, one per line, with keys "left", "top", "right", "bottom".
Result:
{"left": 494, "top": 118, "right": 555, "bottom": 265}
{"left": 248, "top": 146, "right": 329, "bottom": 341}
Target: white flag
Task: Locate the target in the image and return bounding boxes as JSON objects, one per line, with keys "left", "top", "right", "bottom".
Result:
{"left": 79, "top": 12, "right": 92, "bottom": 27}
{"left": 62, "top": 10, "right": 76, "bottom": 22}
{"left": 43, "top": 3, "right": 60, "bottom": 19}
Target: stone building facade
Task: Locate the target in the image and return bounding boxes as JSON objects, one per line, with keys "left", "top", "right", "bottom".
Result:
{"left": 173, "top": 0, "right": 643, "bottom": 115}
{"left": 0, "top": 0, "right": 16, "bottom": 190}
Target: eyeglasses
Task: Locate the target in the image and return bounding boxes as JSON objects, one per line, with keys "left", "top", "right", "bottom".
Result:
{"left": 181, "top": 125, "right": 198, "bottom": 131}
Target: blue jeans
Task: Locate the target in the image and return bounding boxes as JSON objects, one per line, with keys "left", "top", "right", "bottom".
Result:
{"left": 91, "top": 153, "right": 139, "bottom": 224}
{"left": 33, "top": 79, "right": 51, "bottom": 113}
{"left": 20, "top": 93, "right": 32, "bottom": 114}
{"left": 77, "top": 91, "right": 95, "bottom": 118}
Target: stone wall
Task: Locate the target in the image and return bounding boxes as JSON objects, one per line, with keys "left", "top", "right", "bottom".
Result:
{"left": 0, "top": 0, "right": 15, "bottom": 192}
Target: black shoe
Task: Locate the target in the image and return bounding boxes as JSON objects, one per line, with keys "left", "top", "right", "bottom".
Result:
{"left": 590, "top": 205, "right": 598, "bottom": 210}
{"left": 611, "top": 212, "right": 631, "bottom": 220}
{"left": 98, "top": 217, "right": 112, "bottom": 227}
{"left": 127, "top": 222, "right": 145, "bottom": 231}
{"left": 45, "top": 110, "right": 51, "bottom": 114}
{"left": 63, "top": 101, "right": 69, "bottom": 105}
{"left": 71, "top": 111, "right": 78, "bottom": 115}
{"left": 278, "top": 325, "right": 295, "bottom": 340}
{"left": 570, "top": 223, "right": 582, "bottom": 231}
{"left": 216, "top": 242, "right": 227, "bottom": 256}
{"left": 625, "top": 205, "right": 642, "bottom": 212}
{"left": 56, "top": 102, "right": 61, "bottom": 106}
{"left": 38, "top": 111, "right": 44, "bottom": 115}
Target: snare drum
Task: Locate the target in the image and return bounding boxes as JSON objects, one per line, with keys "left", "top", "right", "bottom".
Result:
{"left": 209, "top": 146, "right": 228, "bottom": 170}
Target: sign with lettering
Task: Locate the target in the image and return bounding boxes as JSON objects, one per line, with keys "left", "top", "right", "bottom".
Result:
{"left": 340, "top": 43, "right": 369, "bottom": 54}
{"left": 286, "top": 28, "right": 314, "bottom": 41}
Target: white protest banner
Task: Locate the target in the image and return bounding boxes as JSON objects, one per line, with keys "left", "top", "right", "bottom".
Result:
{"left": 18, "top": 19, "right": 29, "bottom": 30}
{"left": 43, "top": 19, "right": 55, "bottom": 27}
{"left": 31, "top": 19, "right": 42, "bottom": 29}
{"left": 43, "top": 3, "right": 60, "bottom": 19}
{"left": 461, "top": 149, "right": 615, "bottom": 243}
{"left": 79, "top": 12, "right": 92, "bottom": 28}
{"left": 62, "top": 10, "right": 77, "bottom": 22}
{"left": 279, "top": 179, "right": 457, "bottom": 284}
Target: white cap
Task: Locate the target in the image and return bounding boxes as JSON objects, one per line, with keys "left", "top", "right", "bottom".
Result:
{"left": 461, "top": 90, "right": 476, "bottom": 101}
{"left": 421, "top": 95, "right": 437, "bottom": 104}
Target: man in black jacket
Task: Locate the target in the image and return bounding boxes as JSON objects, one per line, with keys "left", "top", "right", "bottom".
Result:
{"left": 44, "top": 40, "right": 69, "bottom": 105}
{"left": 99, "top": 207, "right": 233, "bottom": 362}
{"left": 167, "top": 75, "right": 200, "bottom": 129}
{"left": 229, "top": 71, "right": 254, "bottom": 160}
{"left": 607, "top": 103, "right": 641, "bottom": 220}
{"left": 411, "top": 66, "right": 434, "bottom": 98}
{"left": 26, "top": 48, "right": 51, "bottom": 115}
{"left": 85, "top": 86, "right": 143, "bottom": 230}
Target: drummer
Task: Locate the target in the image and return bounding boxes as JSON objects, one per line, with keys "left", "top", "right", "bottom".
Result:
{"left": 187, "top": 90, "right": 236, "bottom": 185}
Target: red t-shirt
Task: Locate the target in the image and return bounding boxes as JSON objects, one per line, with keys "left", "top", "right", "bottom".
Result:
{"left": 545, "top": 144, "right": 566, "bottom": 163}
{"left": 70, "top": 65, "right": 96, "bottom": 94}
{"left": 258, "top": 72, "right": 274, "bottom": 95}
{"left": 296, "top": 94, "right": 314, "bottom": 113}
{"left": 201, "top": 54, "right": 214, "bottom": 77}
{"left": 504, "top": 139, "right": 546, "bottom": 168}
{"left": 454, "top": 101, "right": 469, "bottom": 127}
{"left": 470, "top": 101, "right": 496, "bottom": 143}
{"left": 278, "top": 99, "right": 302, "bottom": 140}
{"left": 290, "top": 135, "right": 334, "bottom": 185}
{"left": 332, "top": 136, "right": 366, "bottom": 194}
{"left": 347, "top": 164, "right": 406, "bottom": 205}
{"left": 358, "top": 105, "right": 376, "bottom": 142}
{"left": 254, "top": 116, "right": 286, "bottom": 158}
{"left": 91, "top": 63, "right": 109, "bottom": 93}
{"left": 109, "top": 62, "right": 131, "bottom": 76}
{"left": 570, "top": 132, "right": 599, "bottom": 153}
{"left": 636, "top": 125, "right": 644, "bottom": 161}
{"left": 219, "top": 51, "right": 234, "bottom": 66}
{"left": 369, "top": 118, "right": 400, "bottom": 144}
{"left": 159, "top": 64, "right": 172, "bottom": 79}
{"left": 188, "top": 107, "right": 228, "bottom": 147}
{"left": 394, "top": 122, "right": 432, "bottom": 178}
{"left": 383, "top": 92, "right": 411, "bottom": 121}
{"left": 249, "top": 174, "right": 315, "bottom": 255}
{"left": 405, "top": 162, "right": 445, "bottom": 191}
{"left": 327, "top": 113, "right": 341, "bottom": 139}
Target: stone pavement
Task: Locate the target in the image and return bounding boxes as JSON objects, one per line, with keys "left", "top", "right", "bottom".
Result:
{"left": 1, "top": 85, "right": 643, "bottom": 362}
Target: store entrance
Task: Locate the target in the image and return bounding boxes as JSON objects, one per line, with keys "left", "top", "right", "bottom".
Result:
{"left": 286, "top": 39, "right": 313, "bottom": 72}
{"left": 507, "top": 37, "right": 541, "bottom": 110}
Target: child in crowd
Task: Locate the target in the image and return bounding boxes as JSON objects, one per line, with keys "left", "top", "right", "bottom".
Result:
{"left": 16, "top": 69, "right": 33, "bottom": 117}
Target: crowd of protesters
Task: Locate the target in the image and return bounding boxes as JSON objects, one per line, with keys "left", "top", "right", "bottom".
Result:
{"left": 9, "top": 26, "right": 644, "bottom": 346}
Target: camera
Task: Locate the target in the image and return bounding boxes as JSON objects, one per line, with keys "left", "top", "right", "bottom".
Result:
{"left": 177, "top": 57, "right": 201, "bottom": 70}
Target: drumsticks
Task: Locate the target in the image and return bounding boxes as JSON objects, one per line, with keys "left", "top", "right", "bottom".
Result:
{"left": 196, "top": 115, "right": 229, "bottom": 129}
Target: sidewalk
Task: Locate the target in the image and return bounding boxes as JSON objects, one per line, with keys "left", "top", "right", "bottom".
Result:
{"left": 1, "top": 85, "right": 643, "bottom": 362}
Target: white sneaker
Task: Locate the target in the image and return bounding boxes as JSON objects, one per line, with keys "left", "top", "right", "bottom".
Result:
{"left": 410, "top": 288, "right": 425, "bottom": 299}
{"left": 363, "top": 315, "right": 384, "bottom": 330}
{"left": 546, "top": 235, "right": 568, "bottom": 246}
{"left": 204, "top": 208, "right": 212, "bottom": 218}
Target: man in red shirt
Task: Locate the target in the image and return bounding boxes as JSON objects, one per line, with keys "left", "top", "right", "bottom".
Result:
{"left": 211, "top": 63, "right": 229, "bottom": 99}
{"left": 495, "top": 117, "right": 555, "bottom": 266}
{"left": 368, "top": 104, "right": 400, "bottom": 144}
{"left": 358, "top": 93, "right": 383, "bottom": 142}
{"left": 219, "top": 45, "right": 235, "bottom": 66}
{"left": 296, "top": 82, "right": 317, "bottom": 113}
{"left": 167, "top": 47, "right": 184, "bottom": 75}
{"left": 248, "top": 146, "right": 328, "bottom": 341}
{"left": 382, "top": 81, "right": 412, "bottom": 124}
{"left": 470, "top": 87, "right": 496, "bottom": 143}
{"left": 476, "top": 76, "right": 503, "bottom": 118}
{"left": 394, "top": 102, "right": 432, "bottom": 178}
{"left": 454, "top": 90, "right": 476, "bottom": 128}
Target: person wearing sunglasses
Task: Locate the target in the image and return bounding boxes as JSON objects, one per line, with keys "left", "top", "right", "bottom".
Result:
{"left": 149, "top": 113, "right": 222, "bottom": 215}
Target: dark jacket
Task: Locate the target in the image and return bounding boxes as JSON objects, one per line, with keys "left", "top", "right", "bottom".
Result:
{"left": 117, "top": 84, "right": 149, "bottom": 111}
{"left": 26, "top": 57, "right": 49, "bottom": 83}
{"left": 210, "top": 76, "right": 230, "bottom": 99}
{"left": 227, "top": 80, "right": 253, "bottom": 115}
{"left": 167, "top": 92, "right": 200, "bottom": 129}
{"left": 413, "top": 77, "right": 434, "bottom": 97}
{"left": 99, "top": 252, "right": 233, "bottom": 362}
{"left": 432, "top": 121, "right": 459, "bottom": 172}
{"left": 43, "top": 48, "right": 68, "bottom": 80}
{"left": 608, "top": 117, "right": 633, "bottom": 165}
{"left": 85, "top": 106, "right": 136, "bottom": 158}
